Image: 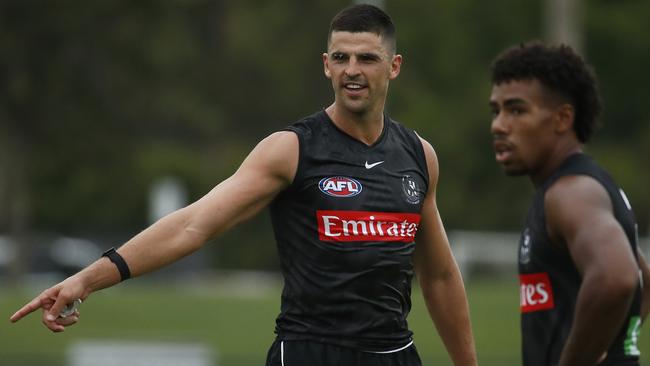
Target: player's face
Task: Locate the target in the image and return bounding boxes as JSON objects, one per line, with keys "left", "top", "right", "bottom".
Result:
{"left": 489, "top": 79, "right": 560, "bottom": 178}
{"left": 323, "top": 31, "right": 401, "bottom": 115}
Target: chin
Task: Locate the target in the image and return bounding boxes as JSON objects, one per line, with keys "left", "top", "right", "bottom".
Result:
{"left": 343, "top": 102, "right": 369, "bottom": 115}
{"left": 505, "top": 170, "right": 528, "bottom": 177}
{"left": 500, "top": 163, "right": 528, "bottom": 177}
{"left": 337, "top": 94, "right": 364, "bottom": 108}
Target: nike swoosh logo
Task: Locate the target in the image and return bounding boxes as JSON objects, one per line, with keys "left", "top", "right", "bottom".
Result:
{"left": 365, "top": 161, "right": 384, "bottom": 169}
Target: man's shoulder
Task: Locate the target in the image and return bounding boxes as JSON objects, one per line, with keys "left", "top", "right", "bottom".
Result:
{"left": 280, "top": 111, "right": 329, "bottom": 142}
{"left": 285, "top": 110, "right": 326, "bottom": 129}
{"left": 385, "top": 115, "right": 408, "bottom": 131}
{"left": 548, "top": 154, "right": 602, "bottom": 180}
{"left": 384, "top": 116, "right": 428, "bottom": 154}
{"left": 385, "top": 115, "right": 421, "bottom": 140}
{"left": 542, "top": 154, "right": 617, "bottom": 200}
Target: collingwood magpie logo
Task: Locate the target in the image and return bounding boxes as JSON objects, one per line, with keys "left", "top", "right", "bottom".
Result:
{"left": 520, "top": 228, "right": 531, "bottom": 265}
{"left": 401, "top": 175, "right": 421, "bottom": 204}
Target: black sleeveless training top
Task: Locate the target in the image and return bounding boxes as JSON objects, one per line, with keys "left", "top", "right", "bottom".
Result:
{"left": 269, "top": 110, "right": 429, "bottom": 351}
{"left": 519, "top": 153, "right": 641, "bottom": 365}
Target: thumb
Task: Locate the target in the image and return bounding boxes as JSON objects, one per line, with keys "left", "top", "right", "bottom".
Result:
{"left": 46, "top": 294, "right": 71, "bottom": 321}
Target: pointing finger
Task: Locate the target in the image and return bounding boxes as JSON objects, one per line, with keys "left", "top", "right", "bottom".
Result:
{"left": 10, "top": 294, "right": 52, "bottom": 323}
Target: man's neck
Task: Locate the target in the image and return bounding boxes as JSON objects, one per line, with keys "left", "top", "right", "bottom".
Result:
{"left": 531, "top": 142, "right": 583, "bottom": 187}
{"left": 325, "top": 104, "right": 385, "bottom": 146}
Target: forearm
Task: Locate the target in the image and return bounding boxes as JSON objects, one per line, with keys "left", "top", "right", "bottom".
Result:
{"left": 76, "top": 207, "right": 207, "bottom": 293}
{"left": 559, "top": 276, "right": 635, "bottom": 366}
{"left": 420, "top": 266, "right": 477, "bottom": 366}
{"left": 116, "top": 207, "right": 208, "bottom": 279}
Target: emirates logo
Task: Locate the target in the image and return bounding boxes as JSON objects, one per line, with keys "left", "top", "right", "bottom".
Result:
{"left": 317, "top": 210, "right": 421, "bottom": 242}
{"left": 520, "top": 272, "right": 555, "bottom": 313}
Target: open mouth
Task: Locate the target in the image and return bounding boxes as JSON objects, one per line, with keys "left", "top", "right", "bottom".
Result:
{"left": 343, "top": 82, "right": 367, "bottom": 95}
{"left": 493, "top": 140, "right": 514, "bottom": 163}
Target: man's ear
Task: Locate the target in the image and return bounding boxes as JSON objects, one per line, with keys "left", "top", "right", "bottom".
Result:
{"left": 323, "top": 53, "right": 331, "bottom": 79}
{"left": 555, "top": 103, "right": 575, "bottom": 134}
{"left": 389, "top": 54, "right": 402, "bottom": 80}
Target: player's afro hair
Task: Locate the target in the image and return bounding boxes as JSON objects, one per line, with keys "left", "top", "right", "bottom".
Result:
{"left": 490, "top": 41, "right": 602, "bottom": 143}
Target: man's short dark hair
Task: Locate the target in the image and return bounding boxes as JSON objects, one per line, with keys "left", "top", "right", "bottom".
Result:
{"left": 328, "top": 4, "right": 396, "bottom": 54}
{"left": 490, "top": 41, "right": 602, "bottom": 143}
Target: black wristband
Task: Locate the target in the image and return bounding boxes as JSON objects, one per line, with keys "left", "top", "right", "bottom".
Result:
{"left": 102, "top": 247, "right": 131, "bottom": 281}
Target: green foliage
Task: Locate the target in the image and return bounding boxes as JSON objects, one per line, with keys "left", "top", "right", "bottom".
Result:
{"left": 0, "top": 0, "right": 647, "bottom": 269}
{"left": 389, "top": 0, "right": 544, "bottom": 231}
{"left": 586, "top": 1, "right": 650, "bottom": 226}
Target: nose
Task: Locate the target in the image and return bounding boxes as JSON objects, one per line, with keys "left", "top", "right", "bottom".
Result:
{"left": 344, "top": 57, "right": 361, "bottom": 78}
{"left": 491, "top": 111, "right": 509, "bottom": 136}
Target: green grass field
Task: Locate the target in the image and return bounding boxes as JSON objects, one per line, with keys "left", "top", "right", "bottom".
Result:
{"left": 1, "top": 277, "right": 647, "bottom": 365}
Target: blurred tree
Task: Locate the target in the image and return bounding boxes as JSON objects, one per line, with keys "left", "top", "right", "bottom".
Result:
{"left": 389, "top": 0, "right": 648, "bottom": 234}
{"left": 586, "top": 0, "right": 650, "bottom": 234}
{"left": 389, "top": 0, "right": 543, "bottom": 231}
{"left": 1, "top": 1, "right": 227, "bottom": 234}
{"left": 0, "top": 0, "right": 647, "bottom": 273}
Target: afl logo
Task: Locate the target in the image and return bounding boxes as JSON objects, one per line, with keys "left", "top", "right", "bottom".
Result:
{"left": 319, "top": 177, "right": 362, "bottom": 198}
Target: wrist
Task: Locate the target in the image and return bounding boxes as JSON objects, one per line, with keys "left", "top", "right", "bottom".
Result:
{"left": 75, "top": 253, "right": 124, "bottom": 293}
{"left": 101, "top": 247, "right": 131, "bottom": 282}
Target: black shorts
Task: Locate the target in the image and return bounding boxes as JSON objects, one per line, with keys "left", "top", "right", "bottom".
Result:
{"left": 265, "top": 339, "right": 422, "bottom": 366}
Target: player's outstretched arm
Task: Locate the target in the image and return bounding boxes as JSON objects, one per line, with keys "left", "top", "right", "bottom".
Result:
{"left": 10, "top": 131, "right": 298, "bottom": 331}
{"left": 545, "top": 176, "right": 639, "bottom": 366}
{"left": 413, "top": 138, "right": 477, "bottom": 366}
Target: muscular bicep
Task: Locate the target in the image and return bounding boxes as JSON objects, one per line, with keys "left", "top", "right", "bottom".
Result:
{"left": 414, "top": 194, "right": 456, "bottom": 279}
{"left": 184, "top": 131, "right": 298, "bottom": 240}
{"left": 413, "top": 137, "right": 456, "bottom": 279}
{"left": 545, "top": 176, "right": 637, "bottom": 278}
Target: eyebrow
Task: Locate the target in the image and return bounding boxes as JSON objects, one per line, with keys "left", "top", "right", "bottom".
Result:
{"left": 330, "top": 50, "right": 384, "bottom": 59}
{"left": 357, "top": 52, "right": 381, "bottom": 60}
{"left": 505, "top": 98, "right": 527, "bottom": 106}
{"left": 489, "top": 97, "right": 528, "bottom": 109}
{"left": 492, "top": 98, "right": 527, "bottom": 108}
